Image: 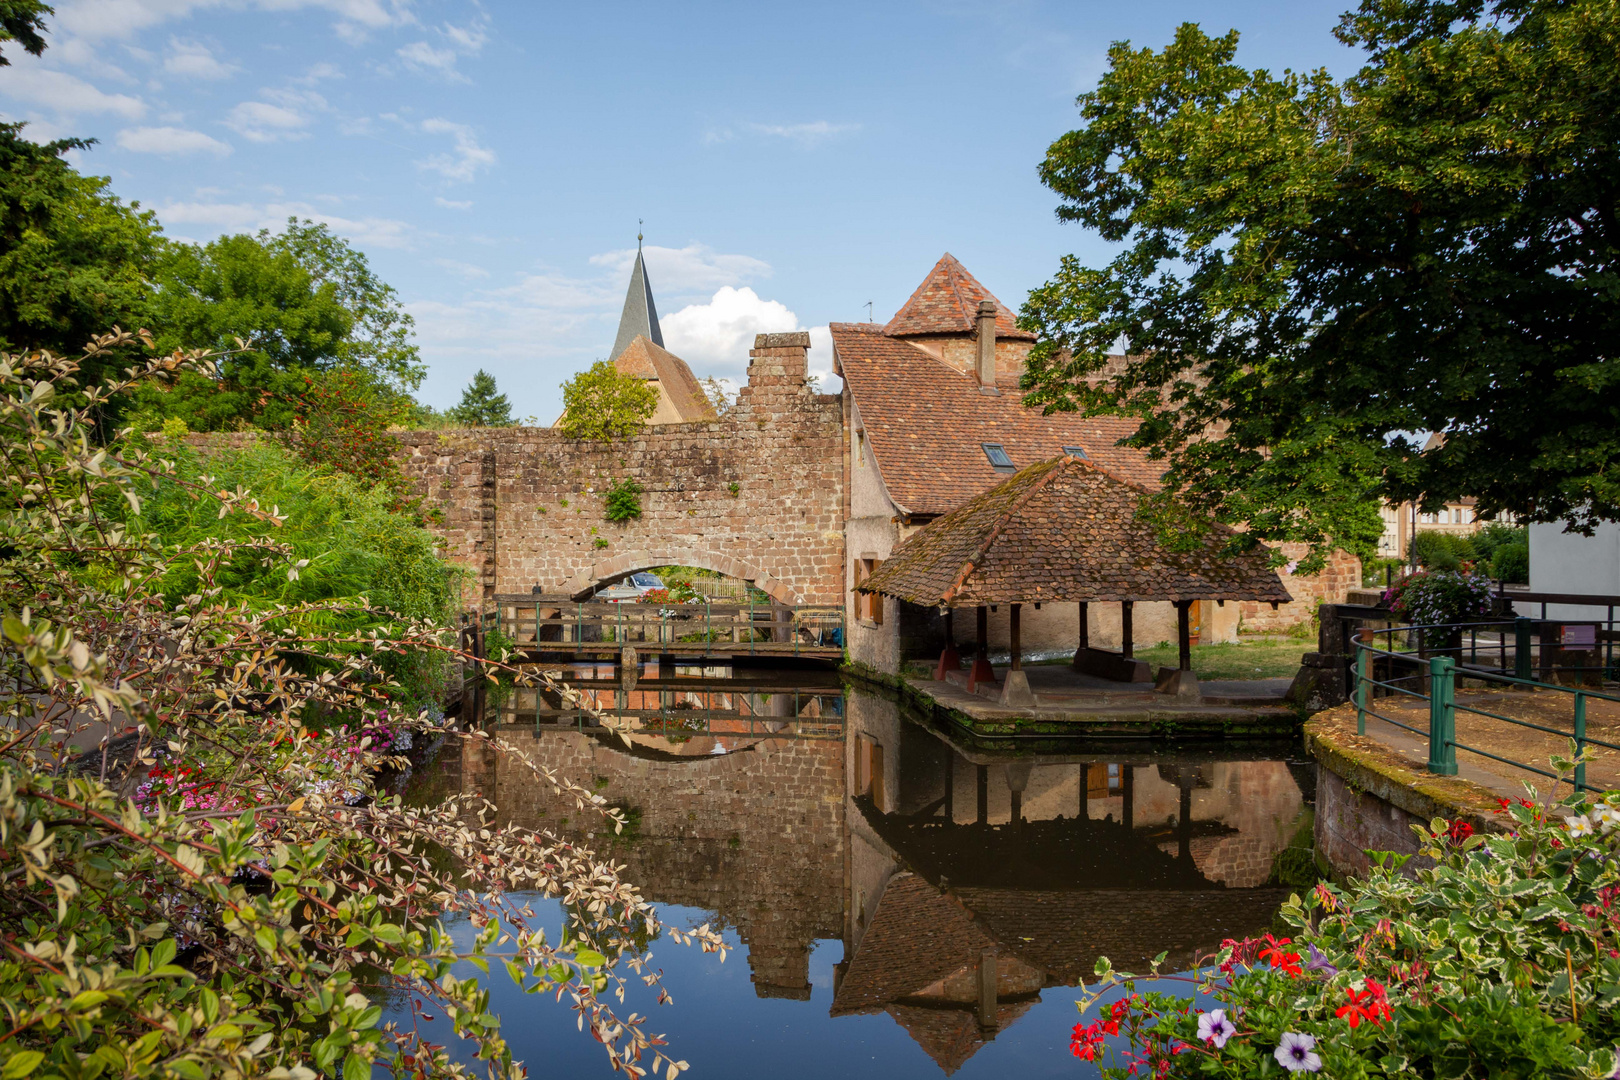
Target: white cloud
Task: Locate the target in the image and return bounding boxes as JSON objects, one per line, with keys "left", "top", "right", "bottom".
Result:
{"left": 433, "top": 258, "right": 488, "bottom": 279}
{"left": 116, "top": 124, "right": 231, "bottom": 155}
{"left": 54, "top": 0, "right": 415, "bottom": 42}
{"left": 154, "top": 199, "right": 412, "bottom": 248}
{"left": 164, "top": 38, "right": 236, "bottom": 79}
{"left": 396, "top": 17, "right": 486, "bottom": 81}
{"left": 224, "top": 89, "right": 324, "bottom": 142}
{"left": 704, "top": 120, "right": 859, "bottom": 147}
{"left": 661, "top": 287, "right": 799, "bottom": 375}
{"left": 589, "top": 243, "right": 771, "bottom": 297}
{"left": 416, "top": 118, "right": 493, "bottom": 182}
{"left": 434, "top": 196, "right": 472, "bottom": 210}
{"left": 0, "top": 64, "right": 145, "bottom": 117}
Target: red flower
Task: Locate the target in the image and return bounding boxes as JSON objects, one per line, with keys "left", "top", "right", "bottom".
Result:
{"left": 1259, "top": 935, "right": 1303, "bottom": 978}
{"left": 1336, "top": 979, "right": 1393, "bottom": 1028}
{"left": 1444, "top": 820, "right": 1474, "bottom": 845}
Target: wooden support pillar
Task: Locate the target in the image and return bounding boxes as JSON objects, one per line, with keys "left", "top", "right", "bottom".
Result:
{"left": 1078, "top": 763, "right": 1089, "bottom": 819}
{"left": 1178, "top": 774, "right": 1194, "bottom": 861}
{"left": 1122, "top": 765, "right": 1135, "bottom": 830}
{"left": 968, "top": 606, "right": 995, "bottom": 691}
{"left": 1079, "top": 601, "right": 1089, "bottom": 651}
{"left": 977, "top": 946, "right": 998, "bottom": 1030}
{"left": 1009, "top": 603, "right": 1022, "bottom": 671}
{"left": 1121, "top": 601, "right": 1135, "bottom": 659}
{"left": 1009, "top": 788, "right": 1022, "bottom": 824}
{"left": 1176, "top": 600, "right": 1193, "bottom": 671}
{"left": 976, "top": 764, "right": 988, "bottom": 824}
{"left": 943, "top": 755, "right": 955, "bottom": 821}
{"left": 935, "top": 608, "right": 961, "bottom": 681}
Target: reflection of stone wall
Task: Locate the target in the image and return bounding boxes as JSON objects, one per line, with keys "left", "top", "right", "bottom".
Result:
{"left": 471, "top": 729, "right": 844, "bottom": 1000}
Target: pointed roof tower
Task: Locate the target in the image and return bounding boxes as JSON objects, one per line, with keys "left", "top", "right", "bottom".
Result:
{"left": 883, "top": 253, "right": 1036, "bottom": 340}
{"left": 610, "top": 232, "right": 664, "bottom": 360}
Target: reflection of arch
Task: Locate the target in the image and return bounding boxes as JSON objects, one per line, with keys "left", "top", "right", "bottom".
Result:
{"left": 556, "top": 548, "right": 801, "bottom": 606}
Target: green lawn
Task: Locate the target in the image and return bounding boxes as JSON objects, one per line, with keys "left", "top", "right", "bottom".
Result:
{"left": 1133, "top": 638, "right": 1311, "bottom": 681}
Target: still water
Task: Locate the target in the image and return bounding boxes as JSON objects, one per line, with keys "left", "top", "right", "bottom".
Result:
{"left": 398, "top": 665, "right": 1313, "bottom": 1078}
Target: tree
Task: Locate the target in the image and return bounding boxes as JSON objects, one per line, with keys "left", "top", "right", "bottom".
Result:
{"left": 557, "top": 359, "right": 658, "bottom": 442}
{"left": 0, "top": 1, "right": 51, "bottom": 65}
{"left": 1020, "top": 0, "right": 1620, "bottom": 572}
{"left": 133, "top": 219, "right": 423, "bottom": 431}
{"left": 0, "top": 123, "right": 164, "bottom": 375}
{"left": 446, "top": 368, "right": 514, "bottom": 427}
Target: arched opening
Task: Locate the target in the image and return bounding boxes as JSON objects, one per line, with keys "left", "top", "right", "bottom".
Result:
{"left": 557, "top": 548, "right": 803, "bottom": 607}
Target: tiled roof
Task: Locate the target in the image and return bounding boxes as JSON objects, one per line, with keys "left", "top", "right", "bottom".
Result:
{"left": 833, "top": 322, "right": 1159, "bottom": 515}
{"left": 831, "top": 874, "right": 991, "bottom": 1016}
{"left": 614, "top": 335, "right": 716, "bottom": 422}
{"left": 862, "top": 456, "right": 1293, "bottom": 606}
{"left": 883, "top": 253, "right": 1036, "bottom": 341}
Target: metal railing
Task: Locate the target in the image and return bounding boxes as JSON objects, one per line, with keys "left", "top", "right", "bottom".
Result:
{"left": 488, "top": 595, "right": 846, "bottom": 659}
{"left": 1353, "top": 621, "right": 1620, "bottom": 792}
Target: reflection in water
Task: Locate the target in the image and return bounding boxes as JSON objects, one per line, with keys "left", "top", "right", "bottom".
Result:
{"left": 409, "top": 672, "right": 1311, "bottom": 1076}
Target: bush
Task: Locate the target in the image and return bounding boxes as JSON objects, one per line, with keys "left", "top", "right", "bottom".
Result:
{"left": 603, "top": 476, "right": 644, "bottom": 522}
{"left": 1385, "top": 569, "right": 1494, "bottom": 625}
{"left": 1492, "top": 541, "right": 1530, "bottom": 585}
{"left": 1072, "top": 768, "right": 1620, "bottom": 1079}
{"left": 1470, "top": 520, "right": 1529, "bottom": 564}
{"left": 1408, "top": 529, "right": 1475, "bottom": 571}
{"left": 557, "top": 360, "right": 658, "bottom": 442}
{"left": 1361, "top": 556, "right": 1403, "bottom": 588}
{"left": 0, "top": 332, "right": 723, "bottom": 1080}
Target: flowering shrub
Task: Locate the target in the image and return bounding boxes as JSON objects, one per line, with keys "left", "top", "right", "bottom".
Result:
{"left": 1074, "top": 759, "right": 1620, "bottom": 1078}
{"left": 1383, "top": 568, "right": 1495, "bottom": 626}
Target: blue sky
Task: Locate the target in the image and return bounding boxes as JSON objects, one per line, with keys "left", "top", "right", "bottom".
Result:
{"left": 0, "top": 0, "right": 1362, "bottom": 419}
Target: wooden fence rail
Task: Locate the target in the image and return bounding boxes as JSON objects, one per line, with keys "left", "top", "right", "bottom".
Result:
{"left": 488, "top": 596, "right": 845, "bottom": 660}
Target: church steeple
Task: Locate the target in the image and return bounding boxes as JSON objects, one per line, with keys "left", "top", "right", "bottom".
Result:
{"left": 609, "top": 231, "right": 663, "bottom": 360}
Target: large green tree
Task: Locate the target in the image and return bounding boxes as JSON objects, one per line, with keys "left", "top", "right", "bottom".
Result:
{"left": 135, "top": 219, "right": 424, "bottom": 430}
{"left": 0, "top": 123, "right": 164, "bottom": 371}
{"left": 1020, "top": 0, "right": 1620, "bottom": 571}
{"left": 446, "top": 368, "right": 514, "bottom": 427}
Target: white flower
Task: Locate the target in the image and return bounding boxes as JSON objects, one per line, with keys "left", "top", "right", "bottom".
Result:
{"left": 1567, "top": 814, "right": 1596, "bottom": 838}
{"left": 1197, "top": 1009, "right": 1236, "bottom": 1049}
{"left": 1274, "top": 1032, "right": 1321, "bottom": 1073}
{"left": 1594, "top": 804, "right": 1620, "bottom": 832}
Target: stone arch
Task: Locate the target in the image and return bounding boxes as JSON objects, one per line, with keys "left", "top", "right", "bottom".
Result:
{"left": 556, "top": 548, "right": 802, "bottom": 606}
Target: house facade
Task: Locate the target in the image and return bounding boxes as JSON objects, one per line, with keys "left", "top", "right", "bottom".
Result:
{"left": 833, "top": 254, "right": 1359, "bottom": 675}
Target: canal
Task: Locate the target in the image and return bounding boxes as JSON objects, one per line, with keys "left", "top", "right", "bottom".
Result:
{"left": 396, "top": 664, "right": 1314, "bottom": 1078}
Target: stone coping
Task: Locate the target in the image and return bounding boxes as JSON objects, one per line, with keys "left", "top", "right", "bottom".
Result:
{"left": 1304, "top": 704, "right": 1504, "bottom": 831}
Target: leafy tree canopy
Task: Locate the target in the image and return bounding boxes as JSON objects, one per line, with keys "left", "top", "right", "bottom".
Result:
{"left": 557, "top": 359, "right": 658, "bottom": 442}
{"left": 446, "top": 368, "right": 514, "bottom": 427}
{"left": 0, "top": 0, "right": 50, "bottom": 65}
{"left": 1020, "top": 0, "right": 1620, "bottom": 572}
{"left": 0, "top": 123, "right": 164, "bottom": 377}
{"left": 133, "top": 219, "right": 424, "bottom": 430}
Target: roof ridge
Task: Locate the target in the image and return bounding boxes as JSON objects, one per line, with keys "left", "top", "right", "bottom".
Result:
{"left": 944, "top": 255, "right": 972, "bottom": 328}
{"left": 939, "top": 458, "right": 1069, "bottom": 603}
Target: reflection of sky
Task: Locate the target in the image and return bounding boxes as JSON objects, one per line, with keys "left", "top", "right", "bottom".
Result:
{"left": 396, "top": 897, "right": 1205, "bottom": 1080}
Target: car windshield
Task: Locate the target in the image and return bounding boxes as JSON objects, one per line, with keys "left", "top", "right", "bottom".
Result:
{"left": 630, "top": 574, "right": 663, "bottom": 587}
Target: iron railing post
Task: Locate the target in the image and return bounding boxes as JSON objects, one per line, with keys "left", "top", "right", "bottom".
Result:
{"left": 1355, "top": 629, "right": 1369, "bottom": 736}
{"left": 1515, "top": 617, "right": 1533, "bottom": 681}
{"left": 1428, "top": 656, "right": 1458, "bottom": 775}
{"left": 1575, "top": 692, "right": 1588, "bottom": 793}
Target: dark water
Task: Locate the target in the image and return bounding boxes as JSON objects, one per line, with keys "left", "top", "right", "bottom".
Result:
{"left": 398, "top": 666, "right": 1312, "bottom": 1078}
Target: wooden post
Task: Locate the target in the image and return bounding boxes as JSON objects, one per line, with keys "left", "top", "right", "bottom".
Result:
{"left": 1009, "top": 603, "right": 1022, "bottom": 671}
{"left": 976, "top": 764, "right": 988, "bottom": 824}
{"left": 1079, "top": 601, "right": 1089, "bottom": 651}
{"left": 977, "top": 606, "right": 989, "bottom": 660}
{"left": 1122, "top": 765, "right": 1135, "bottom": 830}
{"left": 977, "top": 946, "right": 998, "bottom": 1030}
{"left": 968, "top": 606, "right": 995, "bottom": 691}
{"left": 1121, "top": 600, "right": 1134, "bottom": 659}
{"left": 1079, "top": 763, "right": 1089, "bottom": 819}
{"left": 1176, "top": 600, "right": 1193, "bottom": 671}
{"left": 943, "top": 755, "right": 954, "bottom": 821}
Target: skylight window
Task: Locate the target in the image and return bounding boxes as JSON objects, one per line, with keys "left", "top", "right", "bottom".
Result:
{"left": 981, "top": 443, "right": 1015, "bottom": 471}
{"left": 1062, "top": 445, "right": 1089, "bottom": 459}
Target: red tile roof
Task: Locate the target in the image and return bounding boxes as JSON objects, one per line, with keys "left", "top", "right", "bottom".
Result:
{"left": 862, "top": 456, "right": 1293, "bottom": 606}
{"left": 882, "top": 253, "right": 1036, "bottom": 340}
{"left": 614, "top": 334, "right": 716, "bottom": 422}
{"left": 834, "top": 321, "right": 1160, "bottom": 516}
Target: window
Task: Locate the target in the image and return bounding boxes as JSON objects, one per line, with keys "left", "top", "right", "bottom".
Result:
{"left": 855, "top": 429, "right": 866, "bottom": 468}
{"left": 1061, "top": 445, "right": 1089, "bottom": 460}
{"left": 981, "top": 443, "right": 1015, "bottom": 471}
{"left": 854, "top": 558, "right": 884, "bottom": 625}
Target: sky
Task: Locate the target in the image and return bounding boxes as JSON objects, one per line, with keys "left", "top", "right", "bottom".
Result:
{"left": 0, "top": 0, "right": 1366, "bottom": 420}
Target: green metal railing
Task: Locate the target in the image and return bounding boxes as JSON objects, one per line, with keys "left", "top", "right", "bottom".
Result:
{"left": 1354, "top": 622, "right": 1620, "bottom": 792}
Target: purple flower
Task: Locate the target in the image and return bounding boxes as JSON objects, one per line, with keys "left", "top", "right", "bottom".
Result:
{"left": 1274, "top": 1032, "right": 1321, "bottom": 1073}
{"left": 1197, "top": 1009, "right": 1235, "bottom": 1049}
{"left": 1304, "top": 944, "right": 1338, "bottom": 977}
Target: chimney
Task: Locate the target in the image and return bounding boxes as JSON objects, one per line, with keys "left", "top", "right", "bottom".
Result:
{"left": 975, "top": 299, "right": 998, "bottom": 391}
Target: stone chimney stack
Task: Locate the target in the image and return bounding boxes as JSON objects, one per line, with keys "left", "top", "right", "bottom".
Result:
{"left": 975, "top": 299, "right": 998, "bottom": 391}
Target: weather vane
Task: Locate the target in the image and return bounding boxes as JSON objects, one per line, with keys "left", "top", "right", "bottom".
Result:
{"left": 865, "top": 300, "right": 873, "bottom": 322}
{"left": 638, "top": 219, "right": 643, "bottom": 250}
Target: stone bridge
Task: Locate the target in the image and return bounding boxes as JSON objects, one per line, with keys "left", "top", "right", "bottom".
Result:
{"left": 398, "top": 333, "right": 845, "bottom": 606}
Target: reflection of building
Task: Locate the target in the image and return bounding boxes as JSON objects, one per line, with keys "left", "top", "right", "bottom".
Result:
{"left": 839, "top": 688, "right": 1306, "bottom": 1072}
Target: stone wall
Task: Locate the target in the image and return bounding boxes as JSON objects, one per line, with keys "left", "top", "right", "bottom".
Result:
{"left": 1239, "top": 546, "right": 1363, "bottom": 634}
{"left": 397, "top": 333, "right": 845, "bottom": 605}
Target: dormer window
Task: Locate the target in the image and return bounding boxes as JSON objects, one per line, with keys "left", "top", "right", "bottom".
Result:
{"left": 1061, "top": 445, "right": 1089, "bottom": 460}
{"left": 981, "top": 443, "right": 1015, "bottom": 471}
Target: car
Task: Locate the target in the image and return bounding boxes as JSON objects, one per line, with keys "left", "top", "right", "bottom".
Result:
{"left": 594, "top": 572, "right": 666, "bottom": 603}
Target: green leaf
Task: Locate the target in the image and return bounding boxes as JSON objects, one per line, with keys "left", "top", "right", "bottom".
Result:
{"left": 342, "top": 1053, "right": 370, "bottom": 1080}
{"left": 573, "top": 948, "right": 606, "bottom": 969}
{"left": 2, "top": 1052, "right": 44, "bottom": 1079}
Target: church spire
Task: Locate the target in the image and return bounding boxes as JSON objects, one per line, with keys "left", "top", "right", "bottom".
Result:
{"left": 610, "top": 231, "right": 662, "bottom": 361}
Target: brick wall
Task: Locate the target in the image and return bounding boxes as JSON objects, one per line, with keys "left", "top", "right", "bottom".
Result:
{"left": 1239, "top": 545, "right": 1363, "bottom": 634}
{"left": 396, "top": 333, "right": 845, "bottom": 605}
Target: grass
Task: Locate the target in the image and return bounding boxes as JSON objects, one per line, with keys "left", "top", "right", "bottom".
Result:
{"left": 1134, "top": 636, "right": 1312, "bottom": 681}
